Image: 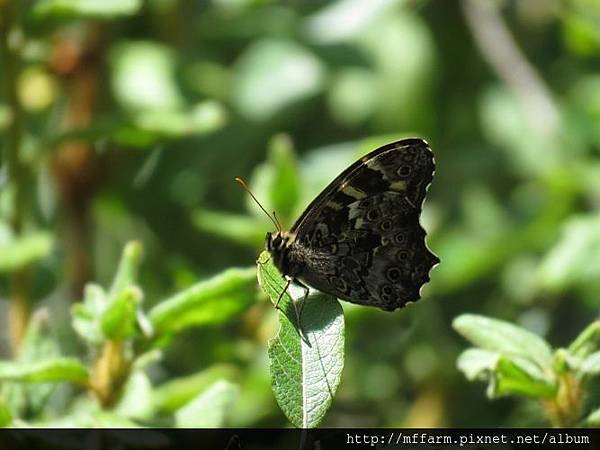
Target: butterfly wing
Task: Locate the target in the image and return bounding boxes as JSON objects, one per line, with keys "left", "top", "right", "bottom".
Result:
{"left": 291, "top": 138, "right": 438, "bottom": 311}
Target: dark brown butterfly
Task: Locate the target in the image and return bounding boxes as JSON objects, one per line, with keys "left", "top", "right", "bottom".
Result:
{"left": 242, "top": 138, "right": 439, "bottom": 311}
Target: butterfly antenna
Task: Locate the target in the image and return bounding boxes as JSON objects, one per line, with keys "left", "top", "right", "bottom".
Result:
{"left": 235, "top": 177, "right": 281, "bottom": 232}
{"left": 272, "top": 210, "right": 283, "bottom": 233}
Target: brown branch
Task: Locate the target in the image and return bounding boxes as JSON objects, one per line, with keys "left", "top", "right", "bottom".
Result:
{"left": 50, "top": 24, "right": 106, "bottom": 300}
{"left": 462, "top": 0, "right": 560, "bottom": 138}
{"left": 1, "top": 1, "right": 31, "bottom": 354}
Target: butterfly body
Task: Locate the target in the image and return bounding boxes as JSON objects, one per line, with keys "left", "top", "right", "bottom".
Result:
{"left": 266, "top": 138, "right": 439, "bottom": 311}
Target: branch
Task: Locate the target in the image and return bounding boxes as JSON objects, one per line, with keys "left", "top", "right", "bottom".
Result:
{"left": 462, "top": 0, "right": 560, "bottom": 138}
{"left": 1, "top": 0, "right": 31, "bottom": 354}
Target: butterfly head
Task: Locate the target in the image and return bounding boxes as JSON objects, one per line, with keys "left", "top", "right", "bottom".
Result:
{"left": 266, "top": 231, "right": 297, "bottom": 275}
{"left": 266, "top": 231, "right": 289, "bottom": 253}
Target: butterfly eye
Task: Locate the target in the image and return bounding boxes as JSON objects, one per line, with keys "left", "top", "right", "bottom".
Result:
{"left": 397, "top": 165, "right": 412, "bottom": 177}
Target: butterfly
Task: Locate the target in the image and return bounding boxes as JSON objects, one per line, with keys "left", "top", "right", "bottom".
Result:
{"left": 240, "top": 138, "right": 439, "bottom": 311}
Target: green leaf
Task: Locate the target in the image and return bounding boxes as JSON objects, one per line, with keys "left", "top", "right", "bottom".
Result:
{"left": 100, "top": 286, "right": 143, "bottom": 340}
{"left": 110, "top": 41, "right": 182, "bottom": 113}
{"left": 327, "top": 68, "right": 378, "bottom": 126}
{"left": 149, "top": 267, "right": 257, "bottom": 338}
{"left": 2, "top": 309, "right": 62, "bottom": 417}
{"left": 538, "top": 214, "right": 600, "bottom": 292}
{"left": 305, "top": 0, "right": 397, "bottom": 44}
{"left": 569, "top": 320, "right": 600, "bottom": 358}
{"left": 109, "top": 241, "right": 143, "bottom": 296}
{"left": 358, "top": 10, "right": 436, "bottom": 130}
{"left": 453, "top": 314, "right": 553, "bottom": 369}
{"left": 114, "top": 371, "right": 154, "bottom": 421}
{"left": 457, "top": 348, "right": 499, "bottom": 381}
{"left": 580, "top": 351, "right": 600, "bottom": 375}
{"left": 192, "top": 209, "right": 266, "bottom": 247}
{"left": 491, "top": 355, "right": 557, "bottom": 399}
{"left": 233, "top": 39, "right": 325, "bottom": 120}
{"left": 257, "top": 251, "right": 345, "bottom": 428}
{"left": 458, "top": 350, "right": 557, "bottom": 399}
{"left": 30, "top": 0, "right": 141, "bottom": 22}
{"left": 132, "top": 101, "right": 227, "bottom": 138}
{"left": 0, "top": 358, "right": 89, "bottom": 384}
{"left": 73, "top": 242, "right": 145, "bottom": 343}
{"left": 153, "top": 364, "right": 239, "bottom": 413}
{"left": 41, "top": 401, "right": 142, "bottom": 427}
{"left": 71, "top": 284, "right": 108, "bottom": 344}
{"left": 250, "top": 134, "right": 300, "bottom": 224}
{"left": 0, "top": 399, "right": 11, "bottom": 427}
{"left": 584, "top": 407, "right": 600, "bottom": 426}
{"left": 0, "top": 230, "right": 52, "bottom": 272}
{"left": 174, "top": 380, "right": 239, "bottom": 427}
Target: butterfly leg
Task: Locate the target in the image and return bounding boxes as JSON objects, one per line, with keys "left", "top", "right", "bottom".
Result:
{"left": 293, "top": 278, "right": 310, "bottom": 322}
{"left": 275, "top": 277, "right": 308, "bottom": 342}
{"left": 274, "top": 277, "right": 292, "bottom": 310}
{"left": 291, "top": 278, "right": 310, "bottom": 343}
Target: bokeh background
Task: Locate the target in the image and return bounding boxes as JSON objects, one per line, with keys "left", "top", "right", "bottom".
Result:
{"left": 1, "top": 0, "right": 600, "bottom": 427}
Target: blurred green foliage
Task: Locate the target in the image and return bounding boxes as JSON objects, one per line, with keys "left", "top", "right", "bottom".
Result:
{"left": 1, "top": 0, "right": 600, "bottom": 428}
{"left": 455, "top": 314, "right": 600, "bottom": 426}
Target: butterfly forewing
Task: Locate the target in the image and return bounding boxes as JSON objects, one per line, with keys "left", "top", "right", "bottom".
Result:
{"left": 286, "top": 138, "right": 438, "bottom": 311}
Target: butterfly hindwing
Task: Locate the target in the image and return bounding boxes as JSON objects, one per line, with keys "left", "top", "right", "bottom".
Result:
{"left": 290, "top": 139, "right": 438, "bottom": 311}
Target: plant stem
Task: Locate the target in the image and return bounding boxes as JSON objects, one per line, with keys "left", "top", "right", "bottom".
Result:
{"left": 543, "top": 373, "right": 582, "bottom": 427}
{"left": 89, "top": 340, "right": 131, "bottom": 408}
{"left": 0, "top": 1, "right": 30, "bottom": 354}
{"left": 50, "top": 23, "right": 104, "bottom": 300}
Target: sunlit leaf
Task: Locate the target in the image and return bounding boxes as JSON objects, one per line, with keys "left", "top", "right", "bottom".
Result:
{"left": 257, "top": 251, "right": 345, "bottom": 428}
{"left": 153, "top": 364, "right": 239, "bottom": 413}
{"left": 0, "top": 229, "right": 52, "bottom": 272}
{"left": 569, "top": 321, "right": 600, "bottom": 358}
{"left": 305, "top": 0, "right": 398, "bottom": 44}
{"left": 174, "top": 380, "right": 239, "bottom": 427}
{"left": 110, "top": 41, "right": 182, "bottom": 113}
{"left": 457, "top": 348, "right": 499, "bottom": 381}
{"left": 0, "top": 359, "right": 89, "bottom": 384}
{"left": 114, "top": 371, "right": 154, "bottom": 421}
{"left": 149, "top": 267, "right": 257, "bottom": 338}
{"left": 357, "top": 10, "right": 435, "bottom": 130}
{"left": 453, "top": 314, "right": 553, "bottom": 369}
{"left": 30, "top": 0, "right": 141, "bottom": 22}
{"left": 328, "top": 68, "right": 378, "bottom": 126}
{"left": 538, "top": 213, "right": 600, "bottom": 292}
{"left": 71, "top": 284, "right": 108, "bottom": 344}
{"left": 233, "top": 39, "right": 325, "bottom": 120}
{"left": 580, "top": 351, "right": 600, "bottom": 376}
{"left": 192, "top": 209, "right": 267, "bottom": 248}
{"left": 132, "top": 101, "right": 227, "bottom": 137}
{"left": 458, "top": 349, "right": 556, "bottom": 399}
{"left": 3, "top": 309, "right": 61, "bottom": 417}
